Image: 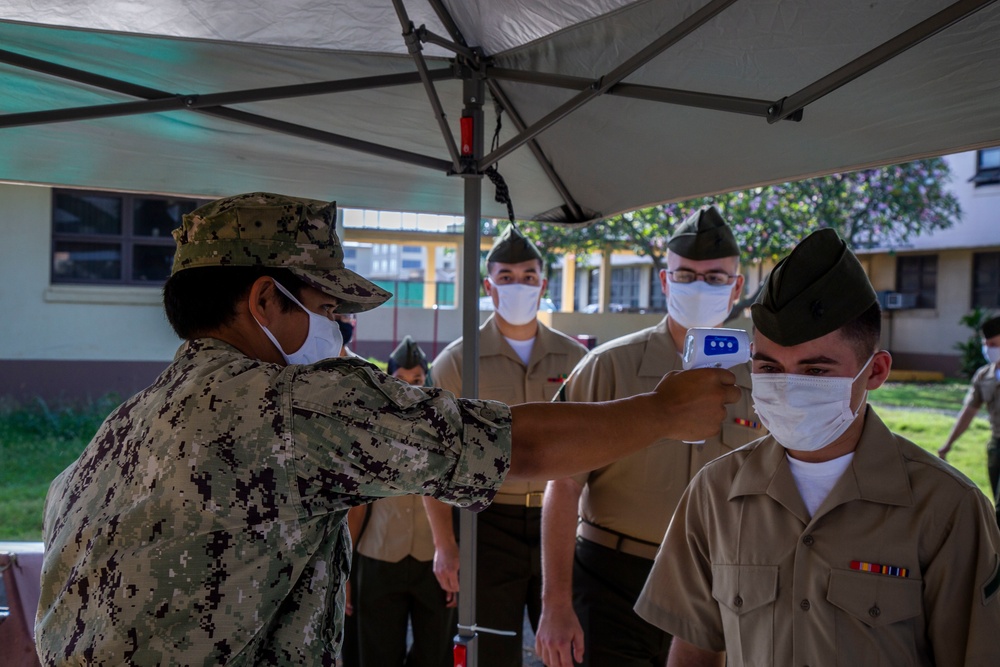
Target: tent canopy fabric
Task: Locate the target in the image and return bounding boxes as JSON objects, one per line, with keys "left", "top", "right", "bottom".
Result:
{"left": 2, "top": 0, "right": 999, "bottom": 224}
{"left": 5, "top": 2, "right": 1000, "bottom": 660}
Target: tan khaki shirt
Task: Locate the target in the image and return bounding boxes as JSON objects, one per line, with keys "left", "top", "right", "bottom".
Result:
{"left": 562, "top": 316, "right": 762, "bottom": 544}
{"left": 965, "top": 362, "right": 1000, "bottom": 438}
{"left": 356, "top": 495, "right": 435, "bottom": 563}
{"left": 432, "top": 315, "right": 587, "bottom": 496}
{"left": 636, "top": 409, "right": 1000, "bottom": 667}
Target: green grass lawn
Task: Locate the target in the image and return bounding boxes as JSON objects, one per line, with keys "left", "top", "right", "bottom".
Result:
{"left": 0, "top": 386, "right": 995, "bottom": 541}
{"left": 0, "top": 396, "right": 119, "bottom": 541}
{"left": 870, "top": 379, "right": 971, "bottom": 413}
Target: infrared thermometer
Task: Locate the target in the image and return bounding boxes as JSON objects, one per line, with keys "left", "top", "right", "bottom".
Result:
{"left": 682, "top": 328, "right": 751, "bottom": 370}
{"left": 681, "top": 328, "right": 751, "bottom": 443}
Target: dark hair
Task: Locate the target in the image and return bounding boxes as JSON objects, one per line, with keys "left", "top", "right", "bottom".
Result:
{"left": 387, "top": 358, "right": 428, "bottom": 375}
{"left": 163, "top": 266, "right": 303, "bottom": 339}
{"left": 838, "top": 301, "right": 882, "bottom": 363}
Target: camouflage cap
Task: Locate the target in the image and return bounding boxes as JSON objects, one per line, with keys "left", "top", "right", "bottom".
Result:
{"left": 486, "top": 224, "right": 543, "bottom": 264}
{"left": 751, "top": 228, "right": 878, "bottom": 346}
{"left": 171, "top": 192, "right": 391, "bottom": 314}
{"left": 667, "top": 206, "right": 740, "bottom": 260}
{"left": 982, "top": 315, "right": 1000, "bottom": 340}
{"left": 387, "top": 335, "right": 428, "bottom": 374}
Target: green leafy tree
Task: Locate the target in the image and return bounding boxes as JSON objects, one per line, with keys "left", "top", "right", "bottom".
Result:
{"left": 518, "top": 158, "right": 960, "bottom": 268}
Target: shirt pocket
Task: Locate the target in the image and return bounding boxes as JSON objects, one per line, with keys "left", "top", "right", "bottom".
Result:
{"left": 982, "top": 377, "right": 996, "bottom": 404}
{"left": 711, "top": 564, "right": 778, "bottom": 667}
{"left": 827, "top": 569, "right": 923, "bottom": 666}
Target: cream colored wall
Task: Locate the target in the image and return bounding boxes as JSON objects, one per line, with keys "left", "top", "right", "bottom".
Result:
{"left": 539, "top": 312, "right": 664, "bottom": 347}
{"left": 0, "top": 183, "right": 182, "bottom": 361}
{"left": 875, "top": 249, "right": 977, "bottom": 356}
{"left": 0, "top": 179, "right": 662, "bottom": 364}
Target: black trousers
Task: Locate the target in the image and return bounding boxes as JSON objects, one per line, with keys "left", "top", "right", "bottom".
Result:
{"left": 341, "top": 562, "right": 361, "bottom": 667}
{"left": 473, "top": 503, "right": 542, "bottom": 667}
{"left": 988, "top": 438, "right": 1000, "bottom": 528}
{"left": 572, "top": 538, "right": 671, "bottom": 667}
{"left": 355, "top": 554, "right": 456, "bottom": 667}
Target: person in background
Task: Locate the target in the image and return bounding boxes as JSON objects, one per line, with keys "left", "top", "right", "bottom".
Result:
{"left": 349, "top": 336, "right": 455, "bottom": 667}
{"left": 940, "top": 314, "right": 1000, "bottom": 524}
{"left": 636, "top": 228, "right": 1000, "bottom": 667}
{"left": 427, "top": 223, "right": 587, "bottom": 667}
{"left": 333, "top": 311, "right": 358, "bottom": 357}
{"left": 35, "top": 192, "right": 741, "bottom": 666}
{"left": 536, "top": 206, "right": 761, "bottom": 667}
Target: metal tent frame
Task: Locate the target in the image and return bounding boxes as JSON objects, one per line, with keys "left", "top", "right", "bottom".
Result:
{"left": 2, "top": 0, "right": 998, "bottom": 663}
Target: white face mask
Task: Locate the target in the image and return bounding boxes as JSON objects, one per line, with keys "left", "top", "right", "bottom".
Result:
{"left": 254, "top": 280, "right": 343, "bottom": 365}
{"left": 751, "top": 354, "right": 875, "bottom": 452}
{"left": 489, "top": 279, "right": 542, "bottom": 326}
{"left": 667, "top": 280, "right": 734, "bottom": 329}
{"left": 982, "top": 344, "right": 1000, "bottom": 365}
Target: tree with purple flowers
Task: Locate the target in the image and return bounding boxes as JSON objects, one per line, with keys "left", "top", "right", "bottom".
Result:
{"left": 519, "top": 158, "right": 960, "bottom": 271}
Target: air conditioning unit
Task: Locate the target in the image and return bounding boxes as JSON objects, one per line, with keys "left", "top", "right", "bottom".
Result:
{"left": 883, "top": 292, "right": 918, "bottom": 310}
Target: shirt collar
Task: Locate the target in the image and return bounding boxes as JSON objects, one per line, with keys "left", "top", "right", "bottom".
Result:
{"left": 479, "top": 315, "right": 548, "bottom": 367}
{"left": 637, "top": 316, "right": 683, "bottom": 377}
{"left": 729, "top": 408, "right": 913, "bottom": 514}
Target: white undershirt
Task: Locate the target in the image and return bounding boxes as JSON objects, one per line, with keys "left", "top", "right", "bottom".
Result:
{"left": 786, "top": 452, "right": 855, "bottom": 517}
{"left": 504, "top": 336, "right": 535, "bottom": 366}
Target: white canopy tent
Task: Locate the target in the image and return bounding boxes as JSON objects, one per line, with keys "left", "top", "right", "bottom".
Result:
{"left": 3, "top": 0, "right": 1000, "bottom": 223}
{"left": 4, "top": 1, "right": 1000, "bottom": 663}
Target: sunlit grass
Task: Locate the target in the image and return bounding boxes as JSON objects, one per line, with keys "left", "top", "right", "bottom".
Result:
{"left": 1, "top": 389, "right": 994, "bottom": 541}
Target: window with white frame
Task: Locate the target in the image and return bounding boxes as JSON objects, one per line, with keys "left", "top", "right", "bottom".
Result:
{"left": 896, "top": 254, "right": 937, "bottom": 309}
{"left": 610, "top": 267, "right": 641, "bottom": 308}
{"left": 972, "top": 252, "right": 1000, "bottom": 309}
{"left": 972, "top": 147, "right": 1000, "bottom": 186}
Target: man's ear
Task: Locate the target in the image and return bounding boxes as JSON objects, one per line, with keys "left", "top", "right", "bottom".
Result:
{"left": 866, "top": 350, "right": 893, "bottom": 391}
{"left": 482, "top": 276, "right": 494, "bottom": 296}
{"left": 248, "top": 277, "right": 278, "bottom": 327}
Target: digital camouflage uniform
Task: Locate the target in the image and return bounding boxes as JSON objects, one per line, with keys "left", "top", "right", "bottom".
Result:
{"left": 35, "top": 193, "right": 512, "bottom": 666}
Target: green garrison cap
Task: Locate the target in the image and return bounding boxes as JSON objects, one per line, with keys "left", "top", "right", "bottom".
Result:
{"left": 172, "top": 192, "right": 391, "bottom": 314}
{"left": 982, "top": 315, "right": 1000, "bottom": 340}
{"left": 666, "top": 206, "right": 740, "bottom": 260}
{"left": 387, "top": 335, "right": 428, "bottom": 374}
{"left": 751, "top": 228, "right": 878, "bottom": 346}
{"left": 486, "top": 224, "right": 543, "bottom": 264}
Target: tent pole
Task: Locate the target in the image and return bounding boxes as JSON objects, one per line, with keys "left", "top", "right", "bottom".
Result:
{"left": 486, "top": 80, "right": 587, "bottom": 222}
{"left": 392, "top": 0, "right": 463, "bottom": 172}
{"left": 480, "top": 0, "right": 739, "bottom": 170}
{"left": 768, "top": 0, "right": 997, "bottom": 122}
{"left": 456, "top": 69, "right": 485, "bottom": 667}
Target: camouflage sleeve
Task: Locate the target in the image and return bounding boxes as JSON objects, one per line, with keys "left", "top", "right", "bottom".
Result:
{"left": 287, "top": 360, "right": 511, "bottom": 513}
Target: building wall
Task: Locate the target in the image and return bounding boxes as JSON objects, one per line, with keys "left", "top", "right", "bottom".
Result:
{"left": 0, "top": 184, "right": 183, "bottom": 401}
{"left": 859, "top": 150, "right": 1000, "bottom": 375}
{"left": 7, "top": 148, "right": 998, "bottom": 401}
{"left": 0, "top": 182, "right": 662, "bottom": 402}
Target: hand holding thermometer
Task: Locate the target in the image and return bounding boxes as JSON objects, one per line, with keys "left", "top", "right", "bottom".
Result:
{"left": 681, "top": 327, "right": 751, "bottom": 443}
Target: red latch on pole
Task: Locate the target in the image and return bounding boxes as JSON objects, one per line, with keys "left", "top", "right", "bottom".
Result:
{"left": 453, "top": 643, "right": 468, "bottom": 667}
{"left": 460, "top": 116, "right": 474, "bottom": 156}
